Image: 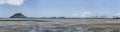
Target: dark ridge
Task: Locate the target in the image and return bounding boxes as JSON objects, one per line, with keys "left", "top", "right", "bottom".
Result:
{"left": 10, "top": 13, "right": 27, "bottom": 18}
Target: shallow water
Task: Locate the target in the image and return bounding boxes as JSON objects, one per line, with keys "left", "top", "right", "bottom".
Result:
{"left": 0, "top": 19, "right": 119, "bottom": 32}
{"left": 0, "top": 22, "right": 92, "bottom": 32}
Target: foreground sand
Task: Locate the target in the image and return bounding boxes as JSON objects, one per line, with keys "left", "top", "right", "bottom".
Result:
{"left": 0, "top": 19, "right": 119, "bottom": 32}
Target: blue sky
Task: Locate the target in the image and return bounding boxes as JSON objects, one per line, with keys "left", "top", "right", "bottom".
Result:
{"left": 0, "top": 0, "right": 120, "bottom": 18}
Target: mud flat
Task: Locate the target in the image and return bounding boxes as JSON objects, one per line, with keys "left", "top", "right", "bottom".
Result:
{"left": 0, "top": 19, "right": 119, "bottom": 32}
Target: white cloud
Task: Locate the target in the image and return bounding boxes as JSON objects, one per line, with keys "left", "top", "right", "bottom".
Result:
{"left": 0, "top": 0, "right": 24, "bottom": 6}
{"left": 116, "top": 13, "right": 120, "bottom": 16}
{"left": 81, "top": 11, "right": 92, "bottom": 17}
{"left": 69, "top": 11, "right": 93, "bottom": 18}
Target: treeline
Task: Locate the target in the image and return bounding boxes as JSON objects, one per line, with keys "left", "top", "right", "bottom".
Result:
{"left": 9, "top": 13, "right": 120, "bottom": 19}
{"left": 28, "top": 16, "right": 120, "bottom": 19}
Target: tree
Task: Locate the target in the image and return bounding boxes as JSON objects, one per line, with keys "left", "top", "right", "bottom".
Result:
{"left": 113, "top": 16, "right": 120, "bottom": 19}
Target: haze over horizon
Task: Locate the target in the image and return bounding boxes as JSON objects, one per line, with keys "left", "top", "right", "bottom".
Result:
{"left": 0, "top": 0, "right": 120, "bottom": 18}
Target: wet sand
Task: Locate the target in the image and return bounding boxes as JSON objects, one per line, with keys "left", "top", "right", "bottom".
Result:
{"left": 0, "top": 19, "right": 119, "bottom": 32}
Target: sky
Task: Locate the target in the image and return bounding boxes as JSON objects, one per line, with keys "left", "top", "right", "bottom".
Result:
{"left": 0, "top": 0, "right": 120, "bottom": 18}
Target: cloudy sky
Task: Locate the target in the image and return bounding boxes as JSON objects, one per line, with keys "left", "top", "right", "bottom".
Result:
{"left": 0, "top": 0, "right": 120, "bottom": 18}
